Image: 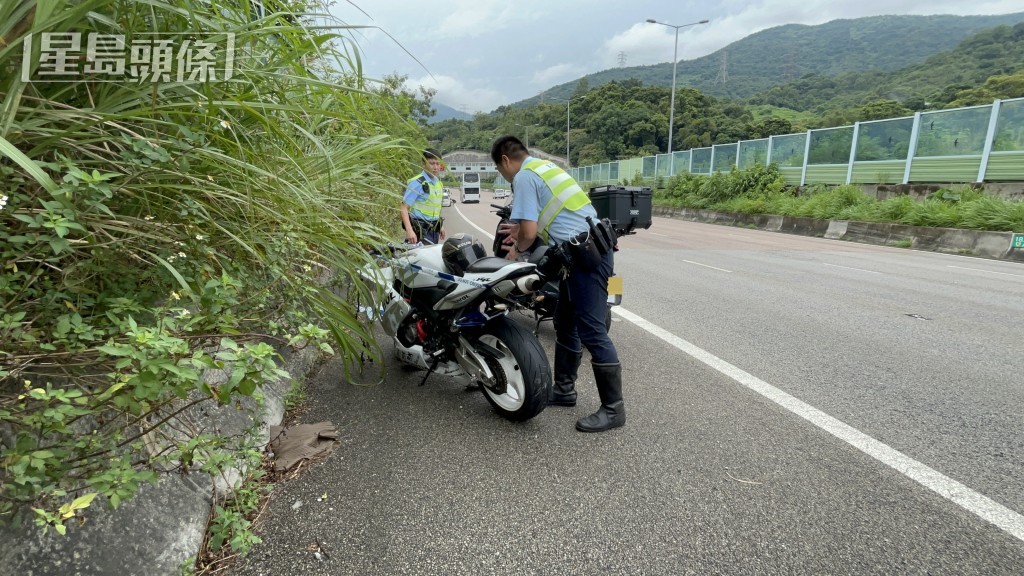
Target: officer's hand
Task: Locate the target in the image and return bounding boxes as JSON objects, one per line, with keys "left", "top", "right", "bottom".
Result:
{"left": 439, "top": 228, "right": 447, "bottom": 241}
{"left": 498, "top": 222, "right": 519, "bottom": 242}
{"left": 405, "top": 231, "right": 417, "bottom": 244}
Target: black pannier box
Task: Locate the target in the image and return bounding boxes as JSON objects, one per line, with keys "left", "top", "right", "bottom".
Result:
{"left": 588, "top": 186, "right": 653, "bottom": 235}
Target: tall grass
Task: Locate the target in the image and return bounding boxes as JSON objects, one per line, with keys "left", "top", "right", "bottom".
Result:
{"left": 1, "top": 0, "right": 426, "bottom": 533}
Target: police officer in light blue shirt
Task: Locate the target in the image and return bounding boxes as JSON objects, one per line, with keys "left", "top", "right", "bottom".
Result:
{"left": 491, "top": 135, "right": 625, "bottom": 433}
{"left": 401, "top": 149, "right": 447, "bottom": 244}
{"left": 507, "top": 163, "right": 598, "bottom": 245}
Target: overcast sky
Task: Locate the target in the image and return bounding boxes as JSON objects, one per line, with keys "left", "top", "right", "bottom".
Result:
{"left": 329, "top": 0, "right": 1023, "bottom": 114}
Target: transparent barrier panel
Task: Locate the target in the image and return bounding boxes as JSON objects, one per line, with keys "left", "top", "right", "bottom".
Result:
{"left": 915, "top": 106, "right": 990, "bottom": 157}
{"left": 691, "top": 148, "right": 713, "bottom": 174}
{"left": 656, "top": 154, "right": 671, "bottom": 177}
{"left": 738, "top": 139, "right": 768, "bottom": 169}
{"left": 856, "top": 117, "right": 914, "bottom": 161}
{"left": 770, "top": 133, "right": 807, "bottom": 168}
{"left": 994, "top": 98, "right": 1024, "bottom": 152}
{"left": 642, "top": 156, "right": 656, "bottom": 178}
{"left": 808, "top": 126, "right": 854, "bottom": 165}
{"left": 672, "top": 150, "right": 690, "bottom": 174}
{"left": 712, "top": 143, "right": 738, "bottom": 172}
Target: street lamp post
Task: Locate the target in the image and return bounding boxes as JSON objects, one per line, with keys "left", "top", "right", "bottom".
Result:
{"left": 645, "top": 17, "right": 709, "bottom": 171}
{"left": 550, "top": 95, "right": 588, "bottom": 167}
{"left": 514, "top": 123, "right": 540, "bottom": 150}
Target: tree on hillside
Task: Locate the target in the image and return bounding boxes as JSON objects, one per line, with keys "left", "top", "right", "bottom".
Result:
{"left": 945, "top": 72, "right": 1024, "bottom": 107}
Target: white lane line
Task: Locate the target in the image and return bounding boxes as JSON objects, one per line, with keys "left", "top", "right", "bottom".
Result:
{"left": 612, "top": 305, "right": 1024, "bottom": 543}
{"left": 651, "top": 232, "right": 671, "bottom": 237}
{"left": 948, "top": 265, "right": 1024, "bottom": 278}
{"left": 824, "top": 263, "right": 881, "bottom": 274}
{"left": 682, "top": 259, "right": 733, "bottom": 273}
{"left": 455, "top": 203, "right": 496, "bottom": 240}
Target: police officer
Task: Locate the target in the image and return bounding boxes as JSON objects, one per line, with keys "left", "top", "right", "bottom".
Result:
{"left": 401, "top": 149, "right": 447, "bottom": 244}
{"left": 491, "top": 135, "right": 624, "bottom": 433}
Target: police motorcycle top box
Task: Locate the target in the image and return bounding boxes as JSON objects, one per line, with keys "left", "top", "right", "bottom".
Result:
{"left": 360, "top": 234, "right": 553, "bottom": 422}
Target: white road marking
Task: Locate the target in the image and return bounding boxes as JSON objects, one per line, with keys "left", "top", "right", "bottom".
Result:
{"left": 651, "top": 232, "right": 671, "bottom": 237}
{"left": 612, "top": 306, "right": 1024, "bottom": 544}
{"left": 454, "top": 203, "right": 496, "bottom": 240}
{"left": 682, "top": 259, "right": 733, "bottom": 273}
{"left": 824, "top": 263, "right": 881, "bottom": 274}
{"left": 948, "top": 265, "right": 1024, "bottom": 278}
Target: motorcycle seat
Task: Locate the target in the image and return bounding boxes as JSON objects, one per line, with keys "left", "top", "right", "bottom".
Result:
{"left": 465, "top": 256, "right": 512, "bottom": 274}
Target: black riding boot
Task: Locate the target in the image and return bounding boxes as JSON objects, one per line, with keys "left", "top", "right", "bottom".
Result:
{"left": 575, "top": 362, "right": 625, "bottom": 433}
{"left": 550, "top": 343, "right": 582, "bottom": 407}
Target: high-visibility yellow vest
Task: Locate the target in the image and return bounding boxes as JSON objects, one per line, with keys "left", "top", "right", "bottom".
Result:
{"left": 523, "top": 159, "right": 591, "bottom": 242}
{"left": 408, "top": 175, "right": 443, "bottom": 220}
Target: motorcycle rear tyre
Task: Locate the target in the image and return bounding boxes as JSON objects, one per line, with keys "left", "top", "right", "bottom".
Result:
{"left": 477, "top": 316, "right": 552, "bottom": 422}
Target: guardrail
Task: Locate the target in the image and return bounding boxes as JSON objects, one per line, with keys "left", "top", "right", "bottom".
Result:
{"left": 569, "top": 97, "right": 1024, "bottom": 188}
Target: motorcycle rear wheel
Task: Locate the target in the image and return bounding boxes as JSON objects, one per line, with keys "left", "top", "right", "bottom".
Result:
{"left": 477, "top": 316, "right": 552, "bottom": 422}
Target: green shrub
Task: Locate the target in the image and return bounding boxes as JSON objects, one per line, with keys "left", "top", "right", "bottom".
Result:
{"left": 961, "top": 196, "right": 1024, "bottom": 231}
{"left": 901, "top": 199, "right": 963, "bottom": 228}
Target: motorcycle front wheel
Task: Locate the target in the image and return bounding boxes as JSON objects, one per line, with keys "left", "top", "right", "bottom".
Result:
{"left": 476, "top": 316, "right": 552, "bottom": 422}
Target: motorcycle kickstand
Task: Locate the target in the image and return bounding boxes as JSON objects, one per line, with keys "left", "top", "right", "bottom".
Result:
{"left": 419, "top": 356, "right": 440, "bottom": 387}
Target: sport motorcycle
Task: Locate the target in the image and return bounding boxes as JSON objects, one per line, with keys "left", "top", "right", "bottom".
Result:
{"left": 358, "top": 236, "right": 553, "bottom": 422}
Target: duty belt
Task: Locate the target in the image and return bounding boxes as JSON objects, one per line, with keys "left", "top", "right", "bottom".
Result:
{"left": 411, "top": 217, "right": 441, "bottom": 231}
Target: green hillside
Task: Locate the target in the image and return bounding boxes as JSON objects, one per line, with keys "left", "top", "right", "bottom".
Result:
{"left": 523, "top": 12, "right": 1024, "bottom": 107}
{"left": 748, "top": 22, "right": 1024, "bottom": 121}
{"left": 430, "top": 16, "right": 1024, "bottom": 166}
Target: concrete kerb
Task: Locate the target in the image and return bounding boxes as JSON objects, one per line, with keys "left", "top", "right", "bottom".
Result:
{"left": 653, "top": 205, "right": 1019, "bottom": 262}
{"left": 0, "top": 341, "right": 325, "bottom": 576}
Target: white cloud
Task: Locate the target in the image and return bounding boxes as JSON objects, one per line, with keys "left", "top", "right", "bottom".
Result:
{"left": 531, "top": 63, "right": 583, "bottom": 87}
{"left": 406, "top": 74, "right": 504, "bottom": 114}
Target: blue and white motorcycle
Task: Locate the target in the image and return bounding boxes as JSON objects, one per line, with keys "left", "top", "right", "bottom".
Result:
{"left": 359, "top": 234, "right": 553, "bottom": 422}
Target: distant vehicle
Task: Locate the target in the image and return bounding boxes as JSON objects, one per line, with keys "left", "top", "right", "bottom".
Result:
{"left": 442, "top": 189, "right": 453, "bottom": 207}
{"left": 461, "top": 173, "right": 481, "bottom": 203}
{"left": 494, "top": 188, "right": 509, "bottom": 199}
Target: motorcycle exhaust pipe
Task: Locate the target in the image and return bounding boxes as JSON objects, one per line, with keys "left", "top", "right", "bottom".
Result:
{"left": 514, "top": 273, "right": 543, "bottom": 294}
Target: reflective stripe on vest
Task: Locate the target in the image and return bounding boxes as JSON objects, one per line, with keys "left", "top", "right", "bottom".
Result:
{"left": 409, "top": 175, "right": 444, "bottom": 220}
{"left": 524, "top": 159, "right": 591, "bottom": 243}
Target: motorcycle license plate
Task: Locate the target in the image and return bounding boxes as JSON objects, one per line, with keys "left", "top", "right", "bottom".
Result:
{"left": 607, "top": 276, "right": 623, "bottom": 305}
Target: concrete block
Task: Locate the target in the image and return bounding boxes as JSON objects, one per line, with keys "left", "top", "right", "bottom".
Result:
{"left": 781, "top": 216, "right": 830, "bottom": 236}
{"left": 973, "top": 231, "right": 1015, "bottom": 260}
{"left": 825, "top": 220, "right": 849, "bottom": 239}
{"left": 844, "top": 221, "right": 894, "bottom": 245}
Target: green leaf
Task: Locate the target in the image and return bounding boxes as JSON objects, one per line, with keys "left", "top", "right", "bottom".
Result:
{"left": 238, "top": 377, "right": 257, "bottom": 396}
{"left": 98, "top": 344, "right": 132, "bottom": 356}
{"left": 0, "top": 135, "right": 59, "bottom": 194}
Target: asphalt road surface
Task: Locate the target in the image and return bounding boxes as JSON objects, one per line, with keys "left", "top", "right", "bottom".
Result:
{"left": 232, "top": 195, "right": 1024, "bottom": 575}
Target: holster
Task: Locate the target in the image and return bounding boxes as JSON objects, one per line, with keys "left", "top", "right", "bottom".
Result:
{"left": 586, "top": 216, "right": 616, "bottom": 255}
{"left": 567, "top": 229, "right": 601, "bottom": 271}
{"left": 533, "top": 243, "right": 571, "bottom": 279}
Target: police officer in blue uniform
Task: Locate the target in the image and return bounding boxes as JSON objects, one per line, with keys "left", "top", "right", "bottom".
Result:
{"left": 401, "top": 149, "right": 447, "bottom": 244}
{"left": 491, "top": 135, "right": 625, "bottom": 433}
